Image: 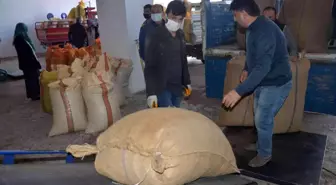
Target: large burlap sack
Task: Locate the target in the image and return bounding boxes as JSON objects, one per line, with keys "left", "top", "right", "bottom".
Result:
{"left": 67, "top": 108, "right": 238, "bottom": 185}
{"left": 236, "top": 0, "right": 275, "bottom": 49}
{"left": 218, "top": 57, "right": 310, "bottom": 134}
{"left": 217, "top": 57, "right": 311, "bottom": 134}
{"left": 40, "top": 70, "right": 58, "bottom": 114}
{"left": 218, "top": 56, "right": 254, "bottom": 127}
{"left": 111, "top": 57, "right": 133, "bottom": 106}
{"left": 83, "top": 71, "right": 121, "bottom": 134}
{"left": 48, "top": 77, "right": 87, "bottom": 137}
{"left": 274, "top": 58, "right": 310, "bottom": 133}
{"left": 278, "top": 0, "right": 333, "bottom": 53}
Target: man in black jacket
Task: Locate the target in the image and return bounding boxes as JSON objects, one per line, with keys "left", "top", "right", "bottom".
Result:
{"left": 142, "top": 4, "right": 152, "bottom": 26}
{"left": 68, "top": 18, "right": 87, "bottom": 48}
{"left": 144, "top": 1, "right": 191, "bottom": 108}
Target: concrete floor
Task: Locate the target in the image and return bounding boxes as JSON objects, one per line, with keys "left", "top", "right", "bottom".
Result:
{"left": 0, "top": 59, "right": 335, "bottom": 184}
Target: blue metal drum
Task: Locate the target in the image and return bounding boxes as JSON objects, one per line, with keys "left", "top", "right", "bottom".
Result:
{"left": 204, "top": 0, "right": 236, "bottom": 99}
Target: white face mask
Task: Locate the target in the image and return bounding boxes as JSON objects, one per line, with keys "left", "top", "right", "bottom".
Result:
{"left": 165, "top": 19, "right": 180, "bottom": 32}
{"left": 151, "top": 13, "right": 162, "bottom": 22}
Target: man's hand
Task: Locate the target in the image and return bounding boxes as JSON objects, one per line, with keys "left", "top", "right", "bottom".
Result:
{"left": 147, "top": 95, "right": 158, "bottom": 108}
{"left": 240, "top": 70, "right": 248, "bottom": 83}
{"left": 222, "top": 90, "right": 242, "bottom": 108}
{"left": 290, "top": 56, "right": 298, "bottom": 62}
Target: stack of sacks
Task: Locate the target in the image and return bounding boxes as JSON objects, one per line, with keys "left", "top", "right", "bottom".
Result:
{"left": 218, "top": 56, "right": 311, "bottom": 134}
{"left": 110, "top": 57, "right": 133, "bottom": 107}
{"left": 67, "top": 108, "right": 239, "bottom": 185}
{"left": 48, "top": 52, "right": 122, "bottom": 136}
{"left": 45, "top": 40, "right": 102, "bottom": 72}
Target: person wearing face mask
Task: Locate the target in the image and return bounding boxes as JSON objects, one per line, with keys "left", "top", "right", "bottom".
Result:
{"left": 263, "top": 6, "right": 298, "bottom": 61}
{"left": 139, "top": 4, "right": 165, "bottom": 61}
{"left": 144, "top": 1, "right": 192, "bottom": 108}
{"left": 142, "top": 4, "right": 152, "bottom": 26}
{"left": 222, "top": 0, "right": 292, "bottom": 168}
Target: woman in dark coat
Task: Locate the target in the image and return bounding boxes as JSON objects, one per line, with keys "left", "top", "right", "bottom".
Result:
{"left": 13, "top": 23, "right": 41, "bottom": 100}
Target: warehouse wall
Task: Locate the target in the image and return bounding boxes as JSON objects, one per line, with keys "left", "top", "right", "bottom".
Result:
{"left": 97, "top": 0, "right": 152, "bottom": 93}
{"left": 0, "top": 0, "right": 95, "bottom": 58}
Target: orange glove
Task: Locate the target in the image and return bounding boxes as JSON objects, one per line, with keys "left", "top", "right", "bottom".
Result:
{"left": 183, "top": 85, "right": 192, "bottom": 98}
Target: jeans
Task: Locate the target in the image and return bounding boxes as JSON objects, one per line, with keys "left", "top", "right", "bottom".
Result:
{"left": 157, "top": 90, "right": 182, "bottom": 108}
{"left": 254, "top": 80, "right": 292, "bottom": 157}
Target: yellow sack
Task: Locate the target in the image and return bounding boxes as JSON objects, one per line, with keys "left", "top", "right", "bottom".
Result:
{"left": 68, "top": 5, "right": 86, "bottom": 20}
{"left": 40, "top": 70, "right": 58, "bottom": 114}
{"left": 183, "top": 18, "right": 193, "bottom": 44}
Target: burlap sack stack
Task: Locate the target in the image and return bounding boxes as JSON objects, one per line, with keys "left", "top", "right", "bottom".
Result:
{"left": 218, "top": 56, "right": 311, "bottom": 134}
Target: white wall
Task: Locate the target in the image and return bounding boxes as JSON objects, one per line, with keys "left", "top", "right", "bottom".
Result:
{"left": 96, "top": 0, "right": 152, "bottom": 94}
{"left": 0, "top": 0, "right": 93, "bottom": 58}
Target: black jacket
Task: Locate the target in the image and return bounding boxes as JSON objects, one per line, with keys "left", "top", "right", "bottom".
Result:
{"left": 144, "top": 26, "right": 191, "bottom": 96}
{"left": 68, "top": 23, "right": 87, "bottom": 48}
{"left": 13, "top": 36, "right": 41, "bottom": 71}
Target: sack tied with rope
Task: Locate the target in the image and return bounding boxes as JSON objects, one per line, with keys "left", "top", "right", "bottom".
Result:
{"left": 278, "top": 0, "right": 333, "bottom": 53}
{"left": 67, "top": 108, "right": 239, "bottom": 185}
{"left": 218, "top": 56, "right": 311, "bottom": 134}
{"left": 48, "top": 77, "right": 88, "bottom": 137}
{"left": 82, "top": 70, "right": 121, "bottom": 134}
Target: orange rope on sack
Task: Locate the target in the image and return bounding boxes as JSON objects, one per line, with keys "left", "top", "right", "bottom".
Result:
{"left": 104, "top": 52, "right": 110, "bottom": 72}
{"left": 59, "top": 81, "right": 75, "bottom": 132}
{"left": 97, "top": 74, "right": 114, "bottom": 127}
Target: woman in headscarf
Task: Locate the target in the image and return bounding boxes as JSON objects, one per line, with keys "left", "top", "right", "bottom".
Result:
{"left": 13, "top": 23, "right": 41, "bottom": 101}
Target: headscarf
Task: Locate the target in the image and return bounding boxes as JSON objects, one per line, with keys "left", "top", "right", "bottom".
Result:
{"left": 13, "top": 23, "right": 36, "bottom": 51}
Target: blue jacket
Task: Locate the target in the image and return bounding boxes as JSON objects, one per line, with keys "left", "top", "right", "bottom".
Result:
{"left": 138, "top": 20, "right": 163, "bottom": 61}
{"left": 235, "top": 16, "right": 292, "bottom": 96}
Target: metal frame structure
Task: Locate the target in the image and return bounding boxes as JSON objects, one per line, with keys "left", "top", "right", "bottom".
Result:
{"left": 0, "top": 150, "right": 74, "bottom": 165}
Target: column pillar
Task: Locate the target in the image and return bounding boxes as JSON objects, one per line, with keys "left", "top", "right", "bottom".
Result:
{"left": 96, "top": 0, "right": 152, "bottom": 93}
